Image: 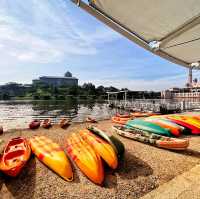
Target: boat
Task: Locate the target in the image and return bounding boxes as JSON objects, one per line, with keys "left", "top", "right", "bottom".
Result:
{"left": 66, "top": 133, "right": 104, "bottom": 185}
{"left": 166, "top": 116, "right": 200, "bottom": 135}
{"left": 79, "top": 129, "right": 118, "bottom": 169}
{"left": 126, "top": 119, "right": 172, "bottom": 136}
{"left": 59, "top": 118, "right": 70, "bottom": 129}
{"left": 0, "top": 137, "right": 31, "bottom": 177}
{"left": 0, "top": 126, "right": 3, "bottom": 135}
{"left": 85, "top": 117, "right": 97, "bottom": 123}
{"left": 111, "top": 116, "right": 131, "bottom": 125}
{"left": 145, "top": 117, "right": 181, "bottom": 137}
{"left": 29, "top": 120, "right": 41, "bottom": 129}
{"left": 116, "top": 113, "right": 132, "bottom": 118}
{"left": 130, "top": 112, "right": 158, "bottom": 117}
{"left": 30, "top": 136, "right": 73, "bottom": 181}
{"left": 87, "top": 126, "right": 125, "bottom": 159}
{"left": 42, "top": 119, "right": 52, "bottom": 129}
{"left": 113, "top": 125, "right": 189, "bottom": 150}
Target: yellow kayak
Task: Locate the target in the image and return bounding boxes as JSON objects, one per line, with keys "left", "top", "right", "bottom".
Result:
{"left": 66, "top": 133, "right": 104, "bottom": 185}
{"left": 30, "top": 136, "right": 73, "bottom": 181}
{"left": 79, "top": 129, "right": 118, "bottom": 169}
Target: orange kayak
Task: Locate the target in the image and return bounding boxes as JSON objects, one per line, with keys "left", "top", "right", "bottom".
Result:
{"left": 42, "top": 119, "right": 52, "bottom": 129}
{"left": 116, "top": 113, "right": 131, "bottom": 118}
{"left": 59, "top": 119, "right": 70, "bottom": 129}
{"left": 29, "top": 120, "right": 41, "bottom": 129}
{"left": 145, "top": 118, "right": 181, "bottom": 137}
{"left": 66, "top": 133, "right": 104, "bottom": 185}
{"left": 111, "top": 116, "right": 131, "bottom": 125}
{"left": 131, "top": 112, "right": 158, "bottom": 117}
{"left": 30, "top": 136, "right": 73, "bottom": 181}
{"left": 0, "top": 137, "right": 31, "bottom": 177}
{"left": 79, "top": 129, "right": 118, "bottom": 169}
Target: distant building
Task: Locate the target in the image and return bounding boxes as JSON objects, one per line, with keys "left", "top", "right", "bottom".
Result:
{"left": 33, "top": 71, "right": 78, "bottom": 87}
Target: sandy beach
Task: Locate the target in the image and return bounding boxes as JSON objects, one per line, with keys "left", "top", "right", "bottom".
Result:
{"left": 0, "top": 120, "right": 200, "bottom": 199}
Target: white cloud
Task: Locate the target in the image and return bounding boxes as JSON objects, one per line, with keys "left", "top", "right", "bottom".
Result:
{"left": 0, "top": 0, "right": 120, "bottom": 64}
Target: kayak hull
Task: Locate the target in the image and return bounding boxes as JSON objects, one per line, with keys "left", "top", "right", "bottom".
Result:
{"left": 112, "top": 116, "right": 131, "bottom": 125}
{"left": 87, "top": 126, "right": 125, "bottom": 160}
{"left": 126, "top": 119, "right": 172, "bottom": 136}
{"left": 66, "top": 133, "right": 104, "bottom": 185}
{"left": 0, "top": 137, "right": 31, "bottom": 177}
{"left": 113, "top": 126, "right": 189, "bottom": 150}
{"left": 80, "top": 129, "right": 118, "bottom": 169}
{"left": 30, "top": 136, "right": 73, "bottom": 181}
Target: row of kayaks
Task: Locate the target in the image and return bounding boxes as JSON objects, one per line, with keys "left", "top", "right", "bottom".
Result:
{"left": 29, "top": 119, "right": 70, "bottom": 129}
{"left": 29, "top": 117, "right": 97, "bottom": 130}
{"left": 0, "top": 127, "right": 124, "bottom": 185}
{"left": 112, "top": 113, "right": 200, "bottom": 137}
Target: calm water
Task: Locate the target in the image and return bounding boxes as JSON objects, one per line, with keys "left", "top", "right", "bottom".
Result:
{"left": 0, "top": 100, "right": 117, "bottom": 130}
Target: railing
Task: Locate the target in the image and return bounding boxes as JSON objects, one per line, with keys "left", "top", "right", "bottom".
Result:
{"left": 108, "top": 99, "right": 200, "bottom": 112}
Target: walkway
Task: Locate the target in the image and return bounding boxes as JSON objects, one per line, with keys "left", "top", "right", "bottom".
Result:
{"left": 142, "top": 164, "right": 200, "bottom": 199}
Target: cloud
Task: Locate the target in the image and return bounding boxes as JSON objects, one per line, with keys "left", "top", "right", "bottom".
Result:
{"left": 0, "top": 0, "right": 120, "bottom": 64}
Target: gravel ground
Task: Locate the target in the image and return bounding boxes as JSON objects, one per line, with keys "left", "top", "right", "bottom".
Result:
{"left": 0, "top": 120, "right": 200, "bottom": 199}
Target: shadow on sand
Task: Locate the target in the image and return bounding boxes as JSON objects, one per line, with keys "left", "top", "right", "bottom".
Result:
{"left": 104, "top": 150, "right": 153, "bottom": 188}
{"left": 0, "top": 173, "right": 4, "bottom": 192}
{"left": 4, "top": 155, "right": 36, "bottom": 199}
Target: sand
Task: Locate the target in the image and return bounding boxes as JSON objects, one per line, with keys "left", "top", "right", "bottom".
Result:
{"left": 0, "top": 120, "right": 200, "bottom": 199}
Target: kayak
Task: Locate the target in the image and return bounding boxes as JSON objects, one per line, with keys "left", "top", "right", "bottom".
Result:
{"left": 113, "top": 126, "right": 189, "bottom": 150}
{"left": 145, "top": 118, "right": 181, "bottom": 137}
{"left": 0, "top": 137, "right": 31, "bottom": 177}
{"left": 88, "top": 126, "right": 125, "bottom": 159}
{"left": 85, "top": 117, "right": 97, "bottom": 123}
{"left": 167, "top": 116, "right": 200, "bottom": 135}
{"left": 29, "top": 120, "right": 41, "bottom": 129}
{"left": 112, "top": 116, "right": 131, "bottom": 125}
{"left": 66, "top": 133, "right": 104, "bottom": 185}
{"left": 30, "top": 136, "right": 73, "bottom": 181}
{"left": 79, "top": 129, "right": 118, "bottom": 169}
{"left": 42, "top": 119, "right": 52, "bottom": 129}
{"left": 130, "top": 112, "right": 158, "bottom": 117}
{"left": 176, "top": 115, "right": 200, "bottom": 128}
{"left": 126, "top": 119, "right": 172, "bottom": 137}
{"left": 116, "top": 113, "right": 132, "bottom": 118}
{"left": 59, "top": 119, "right": 70, "bottom": 129}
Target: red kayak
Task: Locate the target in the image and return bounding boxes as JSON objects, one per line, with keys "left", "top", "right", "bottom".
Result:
{"left": 167, "top": 117, "right": 200, "bottom": 135}
{"left": 0, "top": 137, "right": 31, "bottom": 177}
{"left": 29, "top": 120, "right": 41, "bottom": 129}
{"left": 85, "top": 117, "right": 97, "bottom": 123}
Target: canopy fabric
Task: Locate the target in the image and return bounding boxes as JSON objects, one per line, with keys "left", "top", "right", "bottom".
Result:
{"left": 71, "top": 0, "right": 200, "bottom": 68}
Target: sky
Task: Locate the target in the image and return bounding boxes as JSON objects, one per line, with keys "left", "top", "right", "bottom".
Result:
{"left": 0, "top": 0, "right": 199, "bottom": 91}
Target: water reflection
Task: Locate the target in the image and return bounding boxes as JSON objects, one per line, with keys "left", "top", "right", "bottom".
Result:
{"left": 0, "top": 99, "right": 117, "bottom": 130}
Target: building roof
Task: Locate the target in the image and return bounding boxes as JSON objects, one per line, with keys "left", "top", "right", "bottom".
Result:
{"left": 71, "top": 0, "right": 200, "bottom": 69}
{"left": 39, "top": 76, "right": 78, "bottom": 80}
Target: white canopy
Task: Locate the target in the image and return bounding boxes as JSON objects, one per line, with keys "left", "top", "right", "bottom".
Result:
{"left": 71, "top": 0, "right": 200, "bottom": 69}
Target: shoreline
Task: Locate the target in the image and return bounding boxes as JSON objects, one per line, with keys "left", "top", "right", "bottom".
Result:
{"left": 0, "top": 120, "right": 200, "bottom": 199}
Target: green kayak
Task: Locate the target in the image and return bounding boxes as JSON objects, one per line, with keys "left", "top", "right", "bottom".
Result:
{"left": 126, "top": 119, "right": 172, "bottom": 137}
{"left": 87, "top": 126, "right": 125, "bottom": 159}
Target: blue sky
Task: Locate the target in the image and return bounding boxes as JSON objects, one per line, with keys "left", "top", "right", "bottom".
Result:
{"left": 0, "top": 0, "right": 198, "bottom": 91}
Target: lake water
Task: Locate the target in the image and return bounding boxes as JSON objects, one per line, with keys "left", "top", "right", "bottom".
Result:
{"left": 0, "top": 100, "right": 117, "bottom": 130}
